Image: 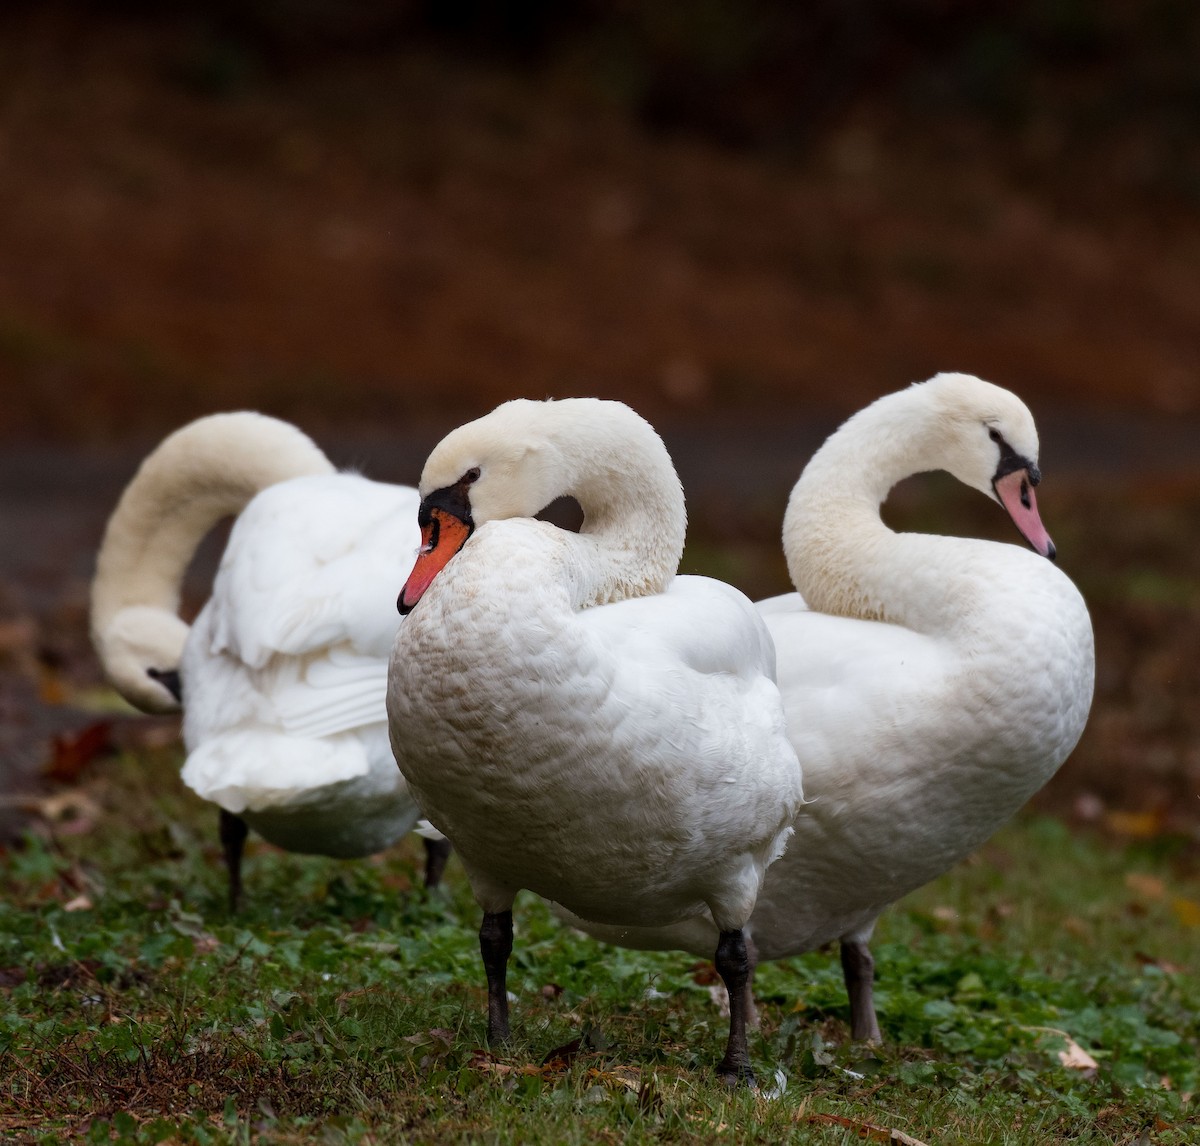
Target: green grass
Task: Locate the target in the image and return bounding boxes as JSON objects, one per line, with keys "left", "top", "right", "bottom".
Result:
{"left": 2, "top": 749, "right": 1198, "bottom": 1144}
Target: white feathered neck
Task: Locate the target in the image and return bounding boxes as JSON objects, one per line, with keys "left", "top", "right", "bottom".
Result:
{"left": 421, "top": 398, "right": 687, "bottom": 608}
{"left": 783, "top": 372, "right": 1042, "bottom": 628}
{"left": 91, "top": 412, "right": 334, "bottom": 712}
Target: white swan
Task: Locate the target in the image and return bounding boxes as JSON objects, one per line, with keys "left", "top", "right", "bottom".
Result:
{"left": 561, "top": 373, "right": 1095, "bottom": 1042}
{"left": 91, "top": 412, "right": 450, "bottom": 905}
{"left": 385, "top": 397, "right": 805, "bottom": 1083}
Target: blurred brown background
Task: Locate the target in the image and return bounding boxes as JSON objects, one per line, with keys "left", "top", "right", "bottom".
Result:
{"left": 2, "top": 1, "right": 1199, "bottom": 843}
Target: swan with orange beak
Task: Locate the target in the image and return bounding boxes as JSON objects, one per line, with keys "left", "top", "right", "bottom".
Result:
{"left": 386, "top": 397, "right": 804, "bottom": 1085}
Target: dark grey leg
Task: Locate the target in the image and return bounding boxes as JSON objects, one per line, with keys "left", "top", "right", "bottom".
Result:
{"left": 715, "top": 928, "right": 755, "bottom": 1086}
{"left": 840, "top": 937, "right": 882, "bottom": 1043}
{"left": 219, "top": 809, "right": 249, "bottom": 912}
{"left": 743, "top": 931, "right": 760, "bottom": 1031}
{"left": 422, "top": 837, "right": 452, "bottom": 890}
{"left": 479, "top": 909, "right": 514, "bottom": 1045}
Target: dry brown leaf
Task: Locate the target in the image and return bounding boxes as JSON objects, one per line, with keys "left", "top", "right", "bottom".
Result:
{"left": 1024, "top": 1026, "right": 1099, "bottom": 1072}
{"left": 63, "top": 895, "right": 93, "bottom": 913}
{"left": 804, "top": 1112, "right": 930, "bottom": 1144}
{"left": 1057, "top": 1037, "right": 1099, "bottom": 1071}
{"left": 584, "top": 1067, "right": 640, "bottom": 1092}
{"left": 1105, "top": 810, "right": 1164, "bottom": 838}
{"left": 541, "top": 1035, "right": 583, "bottom": 1068}
{"left": 1125, "top": 872, "right": 1166, "bottom": 900}
{"left": 45, "top": 721, "right": 114, "bottom": 783}
{"left": 0, "top": 790, "right": 102, "bottom": 829}
{"left": 38, "top": 666, "right": 69, "bottom": 706}
{"left": 1135, "top": 952, "right": 1185, "bottom": 974}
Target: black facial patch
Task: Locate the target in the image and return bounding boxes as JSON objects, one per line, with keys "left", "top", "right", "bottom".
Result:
{"left": 989, "top": 429, "right": 1041, "bottom": 486}
{"left": 418, "top": 479, "right": 475, "bottom": 528}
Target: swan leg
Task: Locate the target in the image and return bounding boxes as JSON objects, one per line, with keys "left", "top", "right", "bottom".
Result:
{"left": 422, "top": 837, "right": 452, "bottom": 890}
{"left": 743, "top": 931, "right": 761, "bottom": 1032}
{"left": 479, "top": 909, "right": 514, "bottom": 1045}
{"left": 839, "top": 937, "right": 882, "bottom": 1043}
{"left": 218, "top": 809, "right": 249, "bottom": 912}
{"left": 715, "top": 928, "right": 755, "bottom": 1086}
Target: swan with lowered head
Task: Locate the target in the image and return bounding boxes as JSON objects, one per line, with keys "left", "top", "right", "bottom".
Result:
{"left": 91, "top": 412, "right": 451, "bottom": 906}
{"left": 386, "top": 397, "right": 805, "bottom": 1084}
{"left": 562, "top": 373, "right": 1095, "bottom": 1042}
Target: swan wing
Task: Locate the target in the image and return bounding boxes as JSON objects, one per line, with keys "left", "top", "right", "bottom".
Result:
{"left": 206, "top": 474, "right": 420, "bottom": 667}
{"left": 759, "top": 603, "right": 954, "bottom": 805}
{"left": 576, "top": 573, "right": 804, "bottom": 816}
{"left": 271, "top": 649, "right": 391, "bottom": 740}
{"left": 583, "top": 574, "right": 780, "bottom": 682}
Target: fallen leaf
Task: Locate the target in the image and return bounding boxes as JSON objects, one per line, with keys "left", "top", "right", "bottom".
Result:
{"left": 63, "top": 895, "right": 93, "bottom": 912}
{"left": 0, "top": 790, "right": 102, "bottom": 830}
{"left": 541, "top": 982, "right": 563, "bottom": 1000}
{"left": 541, "top": 1036, "right": 582, "bottom": 1067}
{"left": 1024, "top": 1026, "right": 1099, "bottom": 1072}
{"left": 1125, "top": 872, "right": 1166, "bottom": 900}
{"left": 38, "top": 665, "right": 68, "bottom": 706}
{"left": 467, "top": 1049, "right": 544, "bottom": 1078}
{"left": 708, "top": 982, "right": 731, "bottom": 1017}
{"left": 1057, "top": 1037, "right": 1099, "bottom": 1071}
{"left": 45, "top": 722, "right": 114, "bottom": 783}
{"left": 803, "top": 1112, "right": 929, "bottom": 1144}
{"left": 585, "top": 1067, "right": 639, "bottom": 1093}
{"left": 1105, "top": 810, "right": 1164, "bottom": 838}
{"left": 1134, "top": 952, "right": 1185, "bottom": 974}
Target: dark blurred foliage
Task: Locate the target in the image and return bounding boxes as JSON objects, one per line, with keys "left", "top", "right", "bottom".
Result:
{"left": 18, "top": 0, "right": 1200, "bottom": 169}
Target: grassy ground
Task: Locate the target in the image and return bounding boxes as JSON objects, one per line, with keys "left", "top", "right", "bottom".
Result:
{"left": 1, "top": 746, "right": 1198, "bottom": 1145}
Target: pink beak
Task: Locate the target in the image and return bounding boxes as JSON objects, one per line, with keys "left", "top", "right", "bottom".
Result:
{"left": 994, "top": 468, "right": 1056, "bottom": 560}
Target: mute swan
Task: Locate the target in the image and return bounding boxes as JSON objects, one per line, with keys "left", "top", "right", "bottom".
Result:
{"left": 561, "top": 373, "right": 1095, "bottom": 1043}
{"left": 91, "top": 412, "right": 451, "bottom": 906}
{"left": 386, "top": 398, "right": 805, "bottom": 1084}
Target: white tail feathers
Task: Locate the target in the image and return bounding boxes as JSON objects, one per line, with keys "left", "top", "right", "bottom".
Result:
{"left": 91, "top": 412, "right": 335, "bottom": 713}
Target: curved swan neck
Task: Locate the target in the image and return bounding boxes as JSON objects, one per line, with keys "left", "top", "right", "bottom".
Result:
{"left": 425, "top": 398, "right": 687, "bottom": 608}
{"left": 91, "top": 412, "right": 334, "bottom": 711}
{"left": 538, "top": 402, "right": 687, "bottom": 607}
{"left": 782, "top": 386, "right": 963, "bottom": 626}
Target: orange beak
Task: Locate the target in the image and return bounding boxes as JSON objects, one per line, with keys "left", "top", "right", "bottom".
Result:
{"left": 398, "top": 508, "right": 474, "bottom": 614}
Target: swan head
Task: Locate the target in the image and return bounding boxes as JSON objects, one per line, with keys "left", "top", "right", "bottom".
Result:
{"left": 398, "top": 398, "right": 683, "bottom": 613}
{"left": 93, "top": 605, "right": 188, "bottom": 713}
{"left": 918, "top": 373, "right": 1056, "bottom": 560}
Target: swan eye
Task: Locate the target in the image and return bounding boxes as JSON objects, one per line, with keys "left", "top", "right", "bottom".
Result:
{"left": 463, "top": 467, "right": 481, "bottom": 485}
{"left": 987, "top": 427, "right": 1002, "bottom": 444}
